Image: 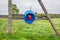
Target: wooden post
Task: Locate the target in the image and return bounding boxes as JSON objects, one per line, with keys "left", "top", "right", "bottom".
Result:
{"left": 8, "top": 0, "right": 12, "bottom": 34}
{"left": 38, "top": 0, "right": 60, "bottom": 36}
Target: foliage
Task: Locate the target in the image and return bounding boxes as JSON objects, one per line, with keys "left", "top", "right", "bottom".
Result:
{"left": 35, "top": 13, "right": 60, "bottom": 18}
{"left": 49, "top": 14, "right": 60, "bottom": 18}
{"left": 0, "top": 18, "right": 60, "bottom": 40}
{"left": 12, "top": 4, "right": 19, "bottom": 14}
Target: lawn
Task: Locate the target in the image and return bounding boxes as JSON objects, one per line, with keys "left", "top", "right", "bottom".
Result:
{"left": 0, "top": 18, "right": 60, "bottom": 40}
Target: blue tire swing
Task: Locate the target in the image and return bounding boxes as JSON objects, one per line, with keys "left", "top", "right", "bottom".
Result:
{"left": 24, "top": 10, "right": 35, "bottom": 24}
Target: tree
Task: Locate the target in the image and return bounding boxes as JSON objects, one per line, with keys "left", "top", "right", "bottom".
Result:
{"left": 12, "top": 4, "right": 19, "bottom": 14}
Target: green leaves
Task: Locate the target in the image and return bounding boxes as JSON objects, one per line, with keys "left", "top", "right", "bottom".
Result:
{"left": 12, "top": 4, "right": 19, "bottom": 14}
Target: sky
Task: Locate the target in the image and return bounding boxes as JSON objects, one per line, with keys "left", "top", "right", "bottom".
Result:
{"left": 0, "top": 0, "right": 60, "bottom": 15}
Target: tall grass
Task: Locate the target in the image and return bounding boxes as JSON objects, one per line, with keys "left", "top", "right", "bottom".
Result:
{"left": 0, "top": 18, "right": 60, "bottom": 40}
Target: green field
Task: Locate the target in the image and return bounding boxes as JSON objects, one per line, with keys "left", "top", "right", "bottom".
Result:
{"left": 0, "top": 18, "right": 60, "bottom": 40}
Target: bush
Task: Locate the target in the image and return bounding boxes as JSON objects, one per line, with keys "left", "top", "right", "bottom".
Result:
{"left": 35, "top": 13, "right": 60, "bottom": 18}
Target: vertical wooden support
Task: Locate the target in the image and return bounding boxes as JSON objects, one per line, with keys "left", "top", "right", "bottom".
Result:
{"left": 8, "top": 0, "right": 12, "bottom": 34}
{"left": 38, "top": 0, "right": 60, "bottom": 36}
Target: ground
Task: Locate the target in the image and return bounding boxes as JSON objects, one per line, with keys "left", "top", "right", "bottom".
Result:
{"left": 0, "top": 18, "right": 60, "bottom": 40}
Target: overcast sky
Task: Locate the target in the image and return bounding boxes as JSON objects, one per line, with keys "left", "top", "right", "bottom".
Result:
{"left": 0, "top": 0, "right": 60, "bottom": 15}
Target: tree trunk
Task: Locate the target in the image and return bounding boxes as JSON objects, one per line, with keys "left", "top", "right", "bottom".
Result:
{"left": 8, "top": 0, "right": 12, "bottom": 34}
{"left": 38, "top": 0, "right": 60, "bottom": 36}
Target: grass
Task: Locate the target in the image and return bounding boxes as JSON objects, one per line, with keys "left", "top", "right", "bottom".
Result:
{"left": 0, "top": 18, "right": 60, "bottom": 40}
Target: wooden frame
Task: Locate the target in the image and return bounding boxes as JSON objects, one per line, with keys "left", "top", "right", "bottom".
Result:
{"left": 8, "top": 0, "right": 12, "bottom": 34}
{"left": 38, "top": 0, "right": 60, "bottom": 36}
{"left": 8, "top": 0, "right": 60, "bottom": 35}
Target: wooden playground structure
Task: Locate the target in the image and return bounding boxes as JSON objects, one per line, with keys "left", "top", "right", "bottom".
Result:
{"left": 8, "top": 0, "right": 60, "bottom": 36}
